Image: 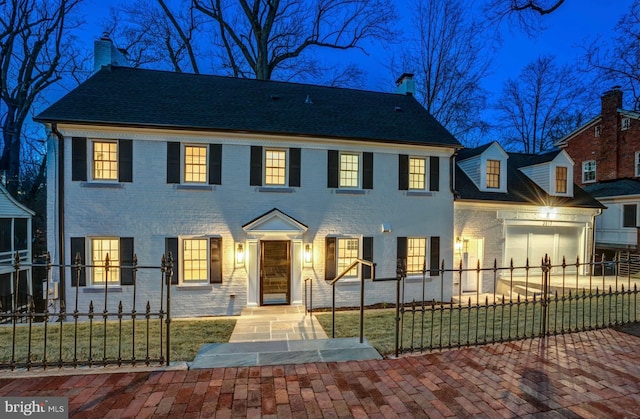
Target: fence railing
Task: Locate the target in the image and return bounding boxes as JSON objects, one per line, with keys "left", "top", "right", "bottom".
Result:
{"left": 395, "top": 254, "right": 640, "bottom": 357}
{"left": 0, "top": 252, "right": 173, "bottom": 371}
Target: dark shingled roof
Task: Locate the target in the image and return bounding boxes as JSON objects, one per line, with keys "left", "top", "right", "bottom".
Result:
{"left": 35, "top": 66, "right": 461, "bottom": 148}
{"left": 455, "top": 149, "right": 604, "bottom": 209}
{"left": 582, "top": 178, "right": 640, "bottom": 198}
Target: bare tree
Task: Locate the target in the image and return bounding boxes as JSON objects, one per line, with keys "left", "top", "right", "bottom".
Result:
{"left": 191, "top": 0, "right": 397, "bottom": 81}
{"left": 395, "top": 0, "right": 491, "bottom": 145}
{"left": 495, "top": 55, "right": 591, "bottom": 153}
{"left": 584, "top": 0, "right": 640, "bottom": 109}
{"left": 0, "top": 0, "right": 82, "bottom": 195}
{"left": 484, "top": 0, "right": 565, "bottom": 34}
{"left": 104, "top": 0, "right": 202, "bottom": 73}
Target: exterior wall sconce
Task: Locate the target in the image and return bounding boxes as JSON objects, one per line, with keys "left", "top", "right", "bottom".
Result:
{"left": 304, "top": 243, "right": 313, "bottom": 266}
{"left": 455, "top": 237, "right": 463, "bottom": 252}
{"left": 236, "top": 243, "right": 244, "bottom": 266}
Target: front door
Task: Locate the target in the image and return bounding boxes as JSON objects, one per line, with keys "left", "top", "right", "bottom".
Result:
{"left": 260, "top": 241, "right": 290, "bottom": 305}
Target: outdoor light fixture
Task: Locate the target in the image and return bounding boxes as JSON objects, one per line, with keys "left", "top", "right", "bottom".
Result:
{"left": 304, "top": 243, "right": 313, "bottom": 265}
{"left": 236, "top": 243, "right": 244, "bottom": 266}
{"left": 455, "top": 237, "right": 463, "bottom": 251}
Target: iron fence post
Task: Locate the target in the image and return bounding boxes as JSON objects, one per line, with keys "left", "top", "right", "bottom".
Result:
{"left": 166, "top": 252, "right": 173, "bottom": 367}
{"left": 541, "top": 255, "right": 550, "bottom": 337}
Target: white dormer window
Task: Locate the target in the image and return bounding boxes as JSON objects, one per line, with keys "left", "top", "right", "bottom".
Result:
{"left": 555, "top": 166, "right": 568, "bottom": 194}
{"left": 486, "top": 160, "right": 501, "bottom": 189}
{"left": 622, "top": 117, "right": 631, "bottom": 131}
{"left": 594, "top": 125, "right": 602, "bottom": 137}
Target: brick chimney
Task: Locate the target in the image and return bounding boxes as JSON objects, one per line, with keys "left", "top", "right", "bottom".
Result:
{"left": 601, "top": 86, "right": 623, "bottom": 117}
{"left": 93, "top": 33, "right": 129, "bottom": 72}
{"left": 395, "top": 73, "right": 416, "bottom": 96}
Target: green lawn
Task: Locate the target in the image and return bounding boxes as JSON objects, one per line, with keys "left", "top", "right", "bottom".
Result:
{"left": 0, "top": 317, "right": 236, "bottom": 367}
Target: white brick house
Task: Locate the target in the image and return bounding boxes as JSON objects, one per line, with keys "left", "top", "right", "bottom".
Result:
{"left": 36, "top": 62, "right": 461, "bottom": 316}
{"left": 453, "top": 142, "right": 604, "bottom": 296}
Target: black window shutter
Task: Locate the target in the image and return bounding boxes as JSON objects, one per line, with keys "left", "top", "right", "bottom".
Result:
{"left": 120, "top": 237, "right": 135, "bottom": 285}
{"left": 430, "top": 156, "right": 440, "bottom": 191}
{"left": 327, "top": 150, "right": 338, "bottom": 188}
{"left": 429, "top": 236, "right": 440, "bottom": 277}
{"left": 72, "top": 137, "right": 87, "bottom": 181}
{"left": 167, "top": 142, "right": 180, "bottom": 184}
{"left": 397, "top": 237, "right": 407, "bottom": 273}
{"left": 118, "top": 140, "right": 133, "bottom": 183}
{"left": 210, "top": 237, "right": 222, "bottom": 284}
{"left": 209, "top": 144, "right": 222, "bottom": 185}
{"left": 399, "top": 154, "right": 409, "bottom": 190}
{"left": 250, "top": 146, "right": 263, "bottom": 186}
{"left": 70, "top": 237, "right": 86, "bottom": 287}
{"left": 363, "top": 152, "right": 374, "bottom": 189}
{"left": 289, "top": 148, "right": 301, "bottom": 187}
{"left": 165, "top": 237, "right": 179, "bottom": 284}
{"left": 325, "top": 237, "right": 336, "bottom": 280}
{"left": 363, "top": 237, "right": 373, "bottom": 279}
{"left": 623, "top": 204, "right": 638, "bottom": 227}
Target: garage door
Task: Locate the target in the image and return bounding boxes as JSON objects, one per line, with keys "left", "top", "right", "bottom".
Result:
{"left": 505, "top": 226, "right": 581, "bottom": 272}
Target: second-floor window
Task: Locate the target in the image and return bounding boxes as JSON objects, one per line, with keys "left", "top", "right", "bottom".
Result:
{"left": 340, "top": 153, "right": 360, "bottom": 188}
{"left": 635, "top": 152, "right": 640, "bottom": 177}
{"left": 409, "top": 157, "right": 426, "bottom": 190}
{"left": 328, "top": 150, "right": 373, "bottom": 190}
{"left": 582, "top": 160, "right": 596, "bottom": 183}
{"left": 184, "top": 145, "right": 208, "bottom": 183}
{"left": 486, "top": 160, "right": 500, "bottom": 189}
{"left": 622, "top": 117, "right": 631, "bottom": 131}
{"left": 264, "top": 149, "right": 287, "bottom": 185}
{"left": 93, "top": 141, "right": 118, "bottom": 180}
{"left": 556, "top": 166, "right": 568, "bottom": 194}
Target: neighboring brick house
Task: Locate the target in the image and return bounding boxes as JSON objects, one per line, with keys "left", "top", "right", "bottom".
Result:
{"left": 453, "top": 142, "right": 603, "bottom": 295}
{"left": 34, "top": 40, "right": 462, "bottom": 317}
{"left": 557, "top": 87, "right": 640, "bottom": 255}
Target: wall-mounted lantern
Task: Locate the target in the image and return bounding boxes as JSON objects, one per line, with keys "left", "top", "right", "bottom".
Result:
{"left": 304, "top": 243, "right": 313, "bottom": 266}
{"left": 236, "top": 243, "right": 244, "bottom": 266}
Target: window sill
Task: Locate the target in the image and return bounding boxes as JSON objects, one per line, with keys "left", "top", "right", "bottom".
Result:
{"left": 406, "top": 191, "right": 433, "bottom": 197}
{"left": 175, "top": 184, "right": 215, "bottom": 191}
{"left": 176, "top": 284, "right": 213, "bottom": 291}
{"left": 334, "top": 189, "right": 367, "bottom": 195}
{"left": 83, "top": 287, "right": 123, "bottom": 293}
{"left": 81, "top": 182, "right": 124, "bottom": 189}
{"left": 257, "top": 187, "right": 295, "bottom": 193}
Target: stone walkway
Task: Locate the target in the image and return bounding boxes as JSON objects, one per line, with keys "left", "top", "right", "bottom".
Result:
{"left": 2, "top": 327, "right": 640, "bottom": 418}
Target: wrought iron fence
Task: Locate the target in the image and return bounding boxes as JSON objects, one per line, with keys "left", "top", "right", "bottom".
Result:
{"left": 395, "top": 254, "right": 640, "bottom": 357}
{"left": 0, "top": 252, "right": 174, "bottom": 371}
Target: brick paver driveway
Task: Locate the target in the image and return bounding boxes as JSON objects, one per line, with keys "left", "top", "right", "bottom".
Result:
{"left": 2, "top": 328, "right": 640, "bottom": 418}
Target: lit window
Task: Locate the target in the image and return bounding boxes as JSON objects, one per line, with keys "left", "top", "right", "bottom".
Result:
{"left": 265, "top": 149, "right": 286, "bottom": 185}
{"left": 91, "top": 238, "right": 119, "bottom": 285}
{"left": 409, "top": 157, "right": 426, "bottom": 190}
{"left": 93, "top": 141, "right": 118, "bottom": 180}
{"left": 486, "top": 160, "right": 500, "bottom": 189}
{"left": 622, "top": 117, "right": 631, "bottom": 131}
{"left": 339, "top": 153, "right": 360, "bottom": 188}
{"left": 556, "top": 166, "right": 568, "bottom": 193}
{"left": 407, "top": 238, "right": 426, "bottom": 274}
{"left": 582, "top": 160, "right": 596, "bottom": 183}
{"left": 337, "top": 238, "right": 358, "bottom": 277}
{"left": 184, "top": 145, "right": 207, "bottom": 183}
{"left": 183, "top": 239, "right": 208, "bottom": 282}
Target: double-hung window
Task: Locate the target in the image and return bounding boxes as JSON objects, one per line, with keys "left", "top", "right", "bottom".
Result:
{"left": 324, "top": 236, "right": 373, "bottom": 280}
{"left": 93, "top": 141, "right": 118, "bottom": 180}
{"left": 166, "top": 142, "right": 222, "bottom": 185}
{"left": 406, "top": 238, "right": 426, "bottom": 274}
{"left": 184, "top": 145, "right": 208, "bottom": 183}
{"left": 635, "top": 152, "right": 640, "bottom": 177}
{"left": 183, "top": 238, "right": 208, "bottom": 282}
{"left": 91, "top": 238, "right": 120, "bottom": 285}
{"left": 328, "top": 150, "right": 373, "bottom": 190}
{"left": 250, "top": 146, "right": 300, "bottom": 187}
{"left": 72, "top": 137, "right": 132, "bottom": 183}
{"left": 486, "top": 160, "right": 500, "bottom": 189}
{"left": 165, "top": 237, "right": 222, "bottom": 285}
{"left": 409, "top": 157, "right": 426, "bottom": 190}
{"left": 582, "top": 160, "right": 596, "bottom": 183}
{"left": 555, "top": 166, "right": 568, "bottom": 194}
{"left": 337, "top": 238, "right": 359, "bottom": 277}
{"left": 398, "top": 155, "right": 439, "bottom": 191}
{"left": 264, "top": 149, "right": 287, "bottom": 185}
{"left": 398, "top": 236, "right": 440, "bottom": 277}
{"left": 623, "top": 204, "right": 638, "bottom": 228}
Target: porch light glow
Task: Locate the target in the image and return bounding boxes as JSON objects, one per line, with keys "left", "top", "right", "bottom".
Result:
{"left": 540, "top": 206, "right": 556, "bottom": 219}
{"left": 304, "top": 243, "right": 313, "bottom": 265}
{"left": 454, "top": 237, "right": 463, "bottom": 251}
{"left": 236, "top": 243, "right": 244, "bottom": 265}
